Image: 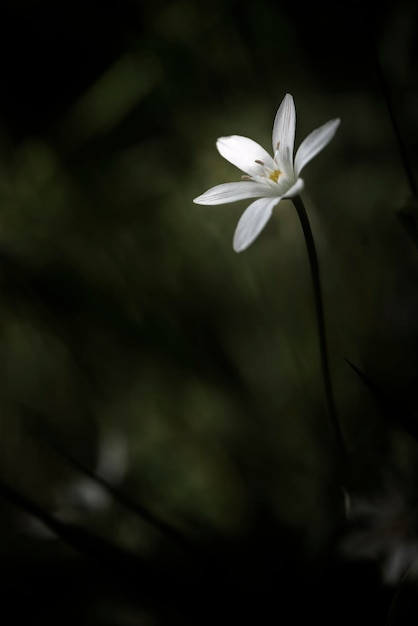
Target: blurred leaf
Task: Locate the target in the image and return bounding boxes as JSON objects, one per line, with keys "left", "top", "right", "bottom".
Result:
{"left": 20, "top": 403, "right": 194, "bottom": 554}
{"left": 59, "top": 51, "right": 163, "bottom": 152}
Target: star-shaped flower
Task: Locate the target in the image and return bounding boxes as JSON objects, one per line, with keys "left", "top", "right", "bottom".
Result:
{"left": 193, "top": 94, "right": 340, "bottom": 252}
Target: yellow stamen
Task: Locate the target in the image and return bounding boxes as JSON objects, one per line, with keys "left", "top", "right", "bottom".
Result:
{"left": 269, "top": 169, "right": 281, "bottom": 183}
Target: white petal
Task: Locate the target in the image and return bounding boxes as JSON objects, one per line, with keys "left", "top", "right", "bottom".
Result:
{"left": 294, "top": 118, "right": 340, "bottom": 177}
{"left": 193, "top": 181, "right": 270, "bottom": 206}
{"left": 233, "top": 196, "right": 281, "bottom": 252}
{"left": 216, "top": 135, "right": 274, "bottom": 176}
{"left": 272, "top": 94, "right": 296, "bottom": 178}
{"left": 282, "top": 177, "right": 304, "bottom": 198}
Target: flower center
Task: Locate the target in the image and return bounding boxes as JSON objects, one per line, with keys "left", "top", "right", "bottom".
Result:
{"left": 269, "top": 169, "right": 281, "bottom": 183}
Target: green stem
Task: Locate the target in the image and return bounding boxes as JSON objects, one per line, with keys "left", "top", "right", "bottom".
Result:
{"left": 292, "top": 194, "right": 347, "bottom": 464}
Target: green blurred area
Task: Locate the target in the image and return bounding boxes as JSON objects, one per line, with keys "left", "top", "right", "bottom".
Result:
{"left": 0, "top": 0, "right": 417, "bottom": 623}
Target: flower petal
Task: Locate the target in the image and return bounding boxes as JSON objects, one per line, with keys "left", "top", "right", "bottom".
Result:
{"left": 233, "top": 196, "right": 281, "bottom": 252}
{"left": 193, "top": 181, "right": 271, "bottom": 205}
{"left": 272, "top": 94, "right": 296, "bottom": 178}
{"left": 282, "top": 177, "right": 304, "bottom": 198}
{"left": 294, "top": 118, "right": 340, "bottom": 177}
{"left": 216, "top": 135, "right": 274, "bottom": 176}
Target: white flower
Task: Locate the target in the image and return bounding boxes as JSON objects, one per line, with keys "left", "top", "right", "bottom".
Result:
{"left": 193, "top": 94, "right": 340, "bottom": 252}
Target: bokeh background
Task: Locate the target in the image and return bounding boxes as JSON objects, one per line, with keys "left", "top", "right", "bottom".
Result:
{"left": 0, "top": 0, "right": 417, "bottom": 623}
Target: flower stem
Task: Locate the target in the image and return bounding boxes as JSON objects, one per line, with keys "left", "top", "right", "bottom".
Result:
{"left": 292, "top": 194, "right": 347, "bottom": 464}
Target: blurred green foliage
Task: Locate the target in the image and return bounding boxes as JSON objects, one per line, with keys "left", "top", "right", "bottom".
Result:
{"left": 0, "top": 0, "right": 417, "bottom": 623}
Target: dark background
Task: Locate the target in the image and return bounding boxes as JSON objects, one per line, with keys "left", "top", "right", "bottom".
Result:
{"left": 0, "top": 0, "right": 417, "bottom": 624}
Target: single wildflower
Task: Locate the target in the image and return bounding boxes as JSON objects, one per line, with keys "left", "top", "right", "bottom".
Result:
{"left": 193, "top": 93, "right": 340, "bottom": 252}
